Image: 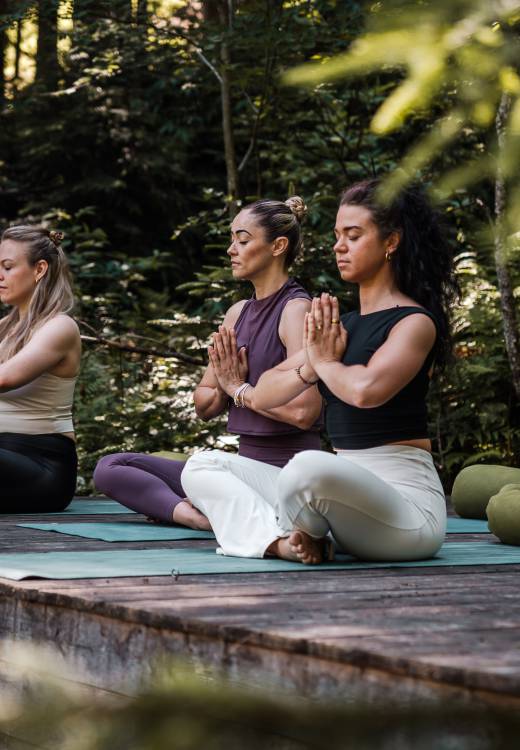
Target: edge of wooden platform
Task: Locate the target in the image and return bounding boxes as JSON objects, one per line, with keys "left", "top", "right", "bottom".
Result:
{"left": 2, "top": 572, "right": 520, "bottom": 706}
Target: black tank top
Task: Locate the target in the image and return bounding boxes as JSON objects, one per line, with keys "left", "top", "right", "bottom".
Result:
{"left": 319, "top": 306, "right": 437, "bottom": 449}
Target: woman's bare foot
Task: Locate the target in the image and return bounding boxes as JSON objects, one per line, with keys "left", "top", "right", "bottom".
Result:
{"left": 267, "top": 530, "right": 324, "bottom": 565}
{"left": 172, "top": 500, "right": 212, "bottom": 531}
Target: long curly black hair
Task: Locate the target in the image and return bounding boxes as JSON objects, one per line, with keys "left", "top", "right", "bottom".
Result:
{"left": 340, "top": 178, "right": 460, "bottom": 370}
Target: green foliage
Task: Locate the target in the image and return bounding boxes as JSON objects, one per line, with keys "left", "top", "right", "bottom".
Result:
{"left": 1, "top": 644, "right": 520, "bottom": 749}
{"left": 0, "top": 0, "right": 519, "bottom": 491}
{"left": 285, "top": 0, "right": 520, "bottom": 226}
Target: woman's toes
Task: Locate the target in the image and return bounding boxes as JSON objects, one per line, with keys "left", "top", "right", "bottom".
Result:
{"left": 288, "top": 530, "right": 323, "bottom": 565}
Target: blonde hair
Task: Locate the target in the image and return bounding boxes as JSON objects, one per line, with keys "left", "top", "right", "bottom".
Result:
{"left": 0, "top": 225, "right": 75, "bottom": 364}
{"left": 246, "top": 195, "right": 308, "bottom": 268}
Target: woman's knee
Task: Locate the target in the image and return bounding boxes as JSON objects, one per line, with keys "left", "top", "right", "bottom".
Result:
{"left": 183, "top": 450, "right": 227, "bottom": 474}
{"left": 278, "top": 450, "right": 331, "bottom": 496}
{"left": 181, "top": 451, "right": 220, "bottom": 484}
{"left": 93, "top": 453, "right": 125, "bottom": 492}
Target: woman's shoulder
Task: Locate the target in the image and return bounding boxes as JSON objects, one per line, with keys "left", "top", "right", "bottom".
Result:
{"left": 278, "top": 296, "right": 311, "bottom": 332}
{"left": 386, "top": 308, "right": 437, "bottom": 348}
{"left": 223, "top": 300, "right": 248, "bottom": 328}
{"left": 389, "top": 305, "right": 438, "bottom": 328}
{"left": 282, "top": 296, "right": 311, "bottom": 313}
{"left": 35, "top": 314, "right": 80, "bottom": 342}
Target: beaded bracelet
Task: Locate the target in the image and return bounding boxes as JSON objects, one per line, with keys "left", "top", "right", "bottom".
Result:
{"left": 294, "top": 364, "right": 318, "bottom": 386}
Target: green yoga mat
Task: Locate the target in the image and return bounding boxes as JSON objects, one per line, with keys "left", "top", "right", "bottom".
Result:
{"left": 0, "top": 541, "right": 518, "bottom": 581}
{"left": 62, "top": 499, "right": 135, "bottom": 515}
{"left": 14, "top": 499, "right": 135, "bottom": 516}
{"left": 17, "top": 522, "right": 215, "bottom": 542}
{"left": 446, "top": 517, "right": 489, "bottom": 533}
{"left": 16, "top": 517, "right": 489, "bottom": 544}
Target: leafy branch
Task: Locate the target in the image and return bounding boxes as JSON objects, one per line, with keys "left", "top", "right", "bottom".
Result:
{"left": 78, "top": 320, "right": 206, "bottom": 367}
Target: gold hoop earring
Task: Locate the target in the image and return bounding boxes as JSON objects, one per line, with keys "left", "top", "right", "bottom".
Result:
{"left": 385, "top": 250, "right": 392, "bottom": 262}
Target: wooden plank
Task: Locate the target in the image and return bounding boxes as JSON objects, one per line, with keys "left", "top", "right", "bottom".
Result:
{"left": 1, "top": 510, "right": 520, "bottom": 705}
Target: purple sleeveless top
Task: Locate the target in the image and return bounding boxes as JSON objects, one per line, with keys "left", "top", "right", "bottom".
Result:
{"left": 227, "top": 278, "right": 321, "bottom": 467}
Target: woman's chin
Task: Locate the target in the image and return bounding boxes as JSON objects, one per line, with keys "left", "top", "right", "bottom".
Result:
{"left": 231, "top": 268, "right": 249, "bottom": 281}
{"left": 338, "top": 268, "right": 355, "bottom": 282}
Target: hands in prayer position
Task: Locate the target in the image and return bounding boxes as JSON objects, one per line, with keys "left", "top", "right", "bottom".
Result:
{"left": 208, "top": 325, "right": 248, "bottom": 397}
{"left": 303, "top": 293, "right": 348, "bottom": 378}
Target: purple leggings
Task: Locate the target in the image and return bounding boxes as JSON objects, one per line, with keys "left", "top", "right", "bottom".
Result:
{"left": 93, "top": 453, "right": 186, "bottom": 522}
{"left": 93, "top": 433, "right": 320, "bottom": 522}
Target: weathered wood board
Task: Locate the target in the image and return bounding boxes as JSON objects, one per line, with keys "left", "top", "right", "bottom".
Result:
{"left": 0, "top": 502, "right": 519, "bottom": 710}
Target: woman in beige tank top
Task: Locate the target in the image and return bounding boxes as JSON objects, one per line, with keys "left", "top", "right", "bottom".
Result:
{"left": 0, "top": 226, "right": 81, "bottom": 513}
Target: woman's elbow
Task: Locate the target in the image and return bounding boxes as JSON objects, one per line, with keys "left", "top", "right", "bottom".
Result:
{"left": 193, "top": 394, "right": 212, "bottom": 422}
{"left": 249, "top": 392, "right": 271, "bottom": 412}
{"left": 0, "top": 373, "right": 14, "bottom": 392}
{"left": 293, "top": 400, "right": 322, "bottom": 430}
{"left": 296, "top": 412, "right": 317, "bottom": 430}
{"left": 350, "top": 381, "right": 387, "bottom": 409}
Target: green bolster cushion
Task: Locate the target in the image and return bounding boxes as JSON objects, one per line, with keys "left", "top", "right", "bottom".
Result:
{"left": 487, "top": 484, "right": 520, "bottom": 545}
{"left": 150, "top": 451, "right": 187, "bottom": 462}
{"left": 451, "top": 465, "right": 520, "bottom": 519}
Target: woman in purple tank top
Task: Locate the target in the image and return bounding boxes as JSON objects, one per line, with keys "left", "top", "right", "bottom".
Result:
{"left": 93, "top": 197, "right": 322, "bottom": 529}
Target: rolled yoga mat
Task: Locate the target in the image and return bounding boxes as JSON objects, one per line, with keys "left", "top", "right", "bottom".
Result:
{"left": 0, "top": 541, "right": 518, "bottom": 580}
{"left": 451, "top": 465, "right": 520, "bottom": 519}
{"left": 487, "top": 483, "right": 520, "bottom": 546}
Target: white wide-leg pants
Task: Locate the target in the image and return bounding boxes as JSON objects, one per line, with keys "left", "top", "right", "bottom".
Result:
{"left": 181, "top": 445, "right": 446, "bottom": 560}
{"left": 181, "top": 450, "right": 287, "bottom": 558}
{"left": 277, "top": 447, "right": 446, "bottom": 561}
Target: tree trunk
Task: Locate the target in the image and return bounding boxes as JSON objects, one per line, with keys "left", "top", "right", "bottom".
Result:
{"left": 136, "top": 0, "right": 147, "bottom": 26}
{"left": 14, "top": 17, "right": 22, "bottom": 83}
{"left": 216, "top": 1, "right": 239, "bottom": 217}
{"left": 36, "top": 0, "right": 60, "bottom": 89}
{"left": 495, "top": 92, "right": 520, "bottom": 399}
{"left": 201, "top": 0, "right": 220, "bottom": 23}
{"left": 0, "top": 15, "right": 6, "bottom": 107}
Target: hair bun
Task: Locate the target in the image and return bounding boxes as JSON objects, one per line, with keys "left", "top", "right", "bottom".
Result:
{"left": 49, "top": 230, "right": 64, "bottom": 246}
{"left": 285, "top": 196, "right": 307, "bottom": 223}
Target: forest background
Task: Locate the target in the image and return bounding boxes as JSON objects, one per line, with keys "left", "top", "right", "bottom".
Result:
{"left": 0, "top": 0, "right": 519, "bottom": 492}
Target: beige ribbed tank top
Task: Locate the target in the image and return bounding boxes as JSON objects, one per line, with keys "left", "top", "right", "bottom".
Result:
{"left": 0, "top": 372, "right": 77, "bottom": 434}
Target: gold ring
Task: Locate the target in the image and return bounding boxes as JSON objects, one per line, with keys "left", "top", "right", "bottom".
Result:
{"left": 331, "top": 319, "right": 339, "bottom": 324}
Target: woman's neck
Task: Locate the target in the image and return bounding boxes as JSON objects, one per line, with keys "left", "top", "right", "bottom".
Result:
{"left": 252, "top": 269, "right": 289, "bottom": 300}
{"left": 17, "top": 304, "right": 29, "bottom": 320}
{"left": 358, "top": 276, "right": 403, "bottom": 315}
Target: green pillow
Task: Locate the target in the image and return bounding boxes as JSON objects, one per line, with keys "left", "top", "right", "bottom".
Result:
{"left": 451, "top": 465, "right": 520, "bottom": 519}
{"left": 487, "top": 484, "right": 520, "bottom": 545}
{"left": 150, "top": 451, "right": 187, "bottom": 462}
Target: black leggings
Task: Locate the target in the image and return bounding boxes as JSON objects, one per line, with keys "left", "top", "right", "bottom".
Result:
{"left": 0, "top": 433, "right": 77, "bottom": 513}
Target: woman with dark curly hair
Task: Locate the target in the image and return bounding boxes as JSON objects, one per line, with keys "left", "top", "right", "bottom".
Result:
{"left": 183, "top": 178, "right": 459, "bottom": 563}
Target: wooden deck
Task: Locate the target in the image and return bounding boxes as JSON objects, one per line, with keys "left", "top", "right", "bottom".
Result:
{"left": 1, "top": 501, "right": 520, "bottom": 710}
